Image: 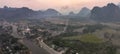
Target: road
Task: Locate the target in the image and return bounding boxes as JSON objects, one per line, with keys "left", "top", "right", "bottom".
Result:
{"left": 11, "top": 24, "right": 50, "bottom": 54}
{"left": 63, "top": 18, "right": 69, "bottom": 33}
{"left": 23, "top": 39, "right": 50, "bottom": 54}
{"left": 38, "top": 40, "right": 61, "bottom": 54}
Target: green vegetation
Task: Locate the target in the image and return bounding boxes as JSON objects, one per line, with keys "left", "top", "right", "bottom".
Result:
{"left": 63, "top": 33, "right": 104, "bottom": 43}
{"left": 50, "top": 33, "right": 117, "bottom": 54}
{"left": 83, "top": 24, "right": 106, "bottom": 33}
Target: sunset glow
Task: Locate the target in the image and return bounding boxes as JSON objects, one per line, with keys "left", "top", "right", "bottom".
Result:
{"left": 0, "top": 0, "right": 120, "bottom": 14}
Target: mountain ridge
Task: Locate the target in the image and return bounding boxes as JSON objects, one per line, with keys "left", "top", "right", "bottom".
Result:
{"left": 90, "top": 3, "right": 120, "bottom": 22}
{"left": 0, "top": 6, "right": 61, "bottom": 19}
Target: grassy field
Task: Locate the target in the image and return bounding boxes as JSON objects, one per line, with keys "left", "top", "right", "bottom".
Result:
{"left": 63, "top": 33, "right": 104, "bottom": 43}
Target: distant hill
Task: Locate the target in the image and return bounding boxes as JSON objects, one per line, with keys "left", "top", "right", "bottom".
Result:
{"left": 91, "top": 3, "right": 120, "bottom": 22}
{"left": 43, "top": 9, "right": 61, "bottom": 16}
{"left": 66, "top": 7, "right": 90, "bottom": 19}
{"left": 78, "top": 7, "right": 91, "bottom": 17}
{"left": 2, "top": 3, "right": 120, "bottom": 22}
{"left": 0, "top": 6, "right": 35, "bottom": 19}
{"left": 0, "top": 6, "right": 61, "bottom": 19}
{"left": 69, "top": 11, "right": 75, "bottom": 16}
{"left": 117, "top": 2, "right": 120, "bottom": 8}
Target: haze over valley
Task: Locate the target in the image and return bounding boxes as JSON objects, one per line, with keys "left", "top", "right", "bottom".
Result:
{"left": 0, "top": 0, "right": 120, "bottom": 54}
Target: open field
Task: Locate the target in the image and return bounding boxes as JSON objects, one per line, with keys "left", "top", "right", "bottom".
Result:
{"left": 63, "top": 33, "right": 104, "bottom": 43}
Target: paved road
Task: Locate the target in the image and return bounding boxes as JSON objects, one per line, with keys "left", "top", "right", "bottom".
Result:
{"left": 23, "top": 39, "right": 50, "bottom": 54}
{"left": 38, "top": 40, "right": 61, "bottom": 54}
{"left": 11, "top": 24, "right": 50, "bottom": 54}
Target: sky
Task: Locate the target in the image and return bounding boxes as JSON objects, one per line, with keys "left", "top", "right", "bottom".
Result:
{"left": 0, "top": 0, "right": 120, "bottom": 14}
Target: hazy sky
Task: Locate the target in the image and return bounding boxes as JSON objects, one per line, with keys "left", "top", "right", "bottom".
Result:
{"left": 0, "top": 0, "right": 120, "bottom": 14}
